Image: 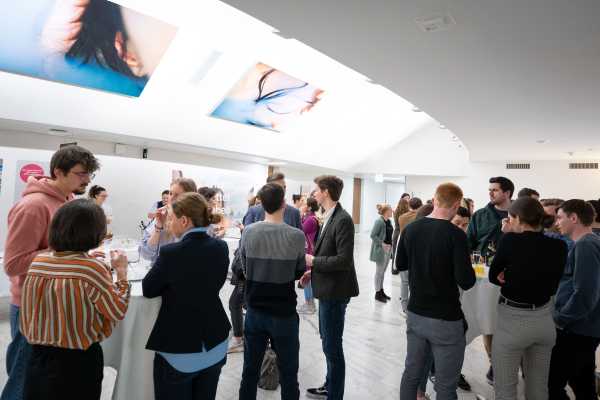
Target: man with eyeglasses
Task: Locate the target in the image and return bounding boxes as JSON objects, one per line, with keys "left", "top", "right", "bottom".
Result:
{"left": 243, "top": 172, "right": 301, "bottom": 229}
{"left": 1, "top": 145, "right": 100, "bottom": 400}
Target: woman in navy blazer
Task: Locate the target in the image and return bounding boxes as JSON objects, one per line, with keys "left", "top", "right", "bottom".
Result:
{"left": 143, "top": 192, "right": 231, "bottom": 400}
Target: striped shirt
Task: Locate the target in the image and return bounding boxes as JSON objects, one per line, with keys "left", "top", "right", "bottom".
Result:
{"left": 20, "top": 252, "right": 131, "bottom": 350}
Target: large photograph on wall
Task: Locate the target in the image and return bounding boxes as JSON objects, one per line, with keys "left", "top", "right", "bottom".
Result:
{"left": 0, "top": 0, "right": 177, "bottom": 97}
{"left": 211, "top": 63, "right": 324, "bottom": 132}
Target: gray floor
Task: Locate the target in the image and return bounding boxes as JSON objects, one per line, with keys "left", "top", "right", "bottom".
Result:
{"left": 0, "top": 234, "right": 514, "bottom": 399}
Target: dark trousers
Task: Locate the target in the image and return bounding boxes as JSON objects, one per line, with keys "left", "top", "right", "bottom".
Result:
{"left": 319, "top": 298, "right": 350, "bottom": 400}
{"left": 548, "top": 329, "right": 600, "bottom": 400}
{"left": 229, "top": 284, "right": 245, "bottom": 337}
{"left": 24, "top": 342, "right": 103, "bottom": 400}
{"left": 1, "top": 305, "right": 31, "bottom": 400}
{"left": 154, "top": 353, "right": 225, "bottom": 400}
{"left": 239, "top": 308, "right": 300, "bottom": 400}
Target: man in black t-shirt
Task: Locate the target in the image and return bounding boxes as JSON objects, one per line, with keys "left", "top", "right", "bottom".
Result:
{"left": 398, "top": 183, "right": 476, "bottom": 400}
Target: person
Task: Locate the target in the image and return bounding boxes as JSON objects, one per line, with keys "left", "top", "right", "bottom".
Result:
{"left": 292, "top": 194, "right": 303, "bottom": 209}
{"left": 391, "top": 198, "right": 410, "bottom": 270}
{"left": 488, "top": 197, "right": 567, "bottom": 400}
{"left": 19, "top": 199, "right": 129, "bottom": 400}
{"left": 416, "top": 203, "right": 434, "bottom": 219}
{"left": 466, "top": 176, "right": 514, "bottom": 385}
{"left": 588, "top": 199, "right": 600, "bottom": 235}
{"left": 298, "top": 196, "right": 320, "bottom": 314}
{"left": 370, "top": 204, "right": 394, "bottom": 303}
{"left": 89, "top": 184, "right": 113, "bottom": 235}
{"left": 463, "top": 198, "right": 475, "bottom": 215}
{"left": 398, "top": 183, "right": 476, "bottom": 400}
{"left": 304, "top": 175, "right": 359, "bottom": 400}
{"left": 238, "top": 183, "right": 306, "bottom": 400}
{"left": 540, "top": 199, "right": 575, "bottom": 251}
{"left": 517, "top": 188, "right": 540, "bottom": 199}
{"left": 139, "top": 178, "right": 197, "bottom": 263}
{"left": 401, "top": 193, "right": 411, "bottom": 201}
{"left": 198, "top": 186, "right": 226, "bottom": 238}
{"left": 148, "top": 190, "right": 170, "bottom": 220}
{"left": 243, "top": 173, "right": 301, "bottom": 229}
{"left": 396, "top": 197, "right": 423, "bottom": 313}
{"left": 1, "top": 145, "right": 99, "bottom": 400}
{"left": 451, "top": 206, "right": 471, "bottom": 232}
{"left": 549, "top": 200, "right": 600, "bottom": 399}
{"left": 142, "top": 193, "right": 230, "bottom": 400}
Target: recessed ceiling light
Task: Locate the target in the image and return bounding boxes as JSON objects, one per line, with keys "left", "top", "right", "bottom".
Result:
{"left": 412, "top": 106, "right": 422, "bottom": 112}
{"left": 439, "top": 124, "right": 447, "bottom": 129}
{"left": 48, "top": 128, "right": 70, "bottom": 137}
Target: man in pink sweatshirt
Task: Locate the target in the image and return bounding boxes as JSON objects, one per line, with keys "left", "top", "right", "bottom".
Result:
{"left": 1, "top": 145, "right": 100, "bottom": 400}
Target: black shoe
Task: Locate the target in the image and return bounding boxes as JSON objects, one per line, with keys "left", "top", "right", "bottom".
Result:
{"left": 457, "top": 374, "right": 471, "bottom": 391}
{"left": 486, "top": 366, "right": 494, "bottom": 385}
{"left": 375, "top": 291, "right": 388, "bottom": 303}
{"left": 306, "top": 385, "right": 328, "bottom": 399}
{"left": 382, "top": 290, "right": 391, "bottom": 300}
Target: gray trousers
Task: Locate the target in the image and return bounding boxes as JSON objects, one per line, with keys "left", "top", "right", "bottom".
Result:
{"left": 400, "top": 312, "right": 466, "bottom": 400}
{"left": 374, "top": 248, "right": 391, "bottom": 291}
{"left": 492, "top": 301, "right": 556, "bottom": 400}
{"left": 399, "top": 271, "right": 409, "bottom": 312}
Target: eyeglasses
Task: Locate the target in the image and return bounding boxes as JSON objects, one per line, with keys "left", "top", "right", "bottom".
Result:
{"left": 72, "top": 171, "right": 96, "bottom": 180}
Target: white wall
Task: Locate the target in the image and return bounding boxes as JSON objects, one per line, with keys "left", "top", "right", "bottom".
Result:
{"left": 406, "top": 160, "right": 600, "bottom": 212}
{"left": 0, "top": 137, "right": 268, "bottom": 251}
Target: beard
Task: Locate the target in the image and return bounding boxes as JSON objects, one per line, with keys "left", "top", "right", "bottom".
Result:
{"left": 73, "top": 185, "right": 87, "bottom": 195}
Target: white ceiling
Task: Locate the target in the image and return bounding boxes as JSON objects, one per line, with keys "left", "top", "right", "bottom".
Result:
{"left": 0, "top": 0, "right": 448, "bottom": 173}
{"left": 223, "top": 0, "right": 600, "bottom": 161}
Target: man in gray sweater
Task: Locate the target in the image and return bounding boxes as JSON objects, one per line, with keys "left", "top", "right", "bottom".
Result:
{"left": 550, "top": 199, "right": 600, "bottom": 399}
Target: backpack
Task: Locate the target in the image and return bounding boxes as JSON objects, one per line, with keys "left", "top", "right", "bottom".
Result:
{"left": 258, "top": 348, "right": 280, "bottom": 391}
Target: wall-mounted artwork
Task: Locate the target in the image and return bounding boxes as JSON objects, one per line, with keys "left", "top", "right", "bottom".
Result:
{"left": 0, "top": 0, "right": 177, "bottom": 97}
{"left": 211, "top": 62, "right": 324, "bottom": 132}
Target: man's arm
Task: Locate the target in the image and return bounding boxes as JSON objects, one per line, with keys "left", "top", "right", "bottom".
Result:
{"left": 395, "top": 232, "right": 409, "bottom": 272}
{"left": 454, "top": 231, "right": 476, "bottom": 291}
{"left": 4, "top": 209, "right": 48, "bottom": 278}
{"left": 554, "top": 242, "right": 600, "bottom": 329}
{"left": 466, "top": 213, "right": 478, "bottom": 252}
{"left": 312, "top": 216, "right": 354, "bottom": 273}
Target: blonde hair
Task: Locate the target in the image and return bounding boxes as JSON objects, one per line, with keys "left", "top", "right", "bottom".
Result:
{"left": 376, "top": 203, "right": 392, "bottom": 215}
{"left": 171, "top": 192, "right": 217, "bottom": 227}
{"left": 434, "top": 183, "right": 463, "bottom": 208}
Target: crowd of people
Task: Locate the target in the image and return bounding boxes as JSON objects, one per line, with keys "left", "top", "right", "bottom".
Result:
{"left": 2, "top": 144, "right": 600, "bottom": 400}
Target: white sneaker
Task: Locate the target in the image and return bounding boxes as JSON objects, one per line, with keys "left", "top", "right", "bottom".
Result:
{"left": 297, "top": 303, "right": 316, "bottom": 315}
{"left": 227, "top": 339, "right": 244, "bottom": 354}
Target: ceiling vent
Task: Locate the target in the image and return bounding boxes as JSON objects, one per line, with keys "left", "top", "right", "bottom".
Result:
{"left": 415, "top": 14, "right": 456, "bottom": 33}
{"left": 569, "top": 162, "right": 598, "bottom": 170}
{"left": 506, "top": 163, "right": 531, "bottom": 170}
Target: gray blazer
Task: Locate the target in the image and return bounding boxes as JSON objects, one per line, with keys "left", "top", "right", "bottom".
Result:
{"left": 370, "top": 217, "right": 387, "bottom": 263}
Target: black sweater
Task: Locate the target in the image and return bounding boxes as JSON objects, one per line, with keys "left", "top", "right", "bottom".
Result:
{"left": 489, "top": 231, "right": 567, "bottom": 305}
{"left": 396, "top": 217, "right": 476, "bottom": 320}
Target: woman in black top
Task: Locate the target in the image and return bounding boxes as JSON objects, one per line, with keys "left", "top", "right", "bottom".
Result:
{"left": 488, "top": 197, "right": 567, "bottom": 400}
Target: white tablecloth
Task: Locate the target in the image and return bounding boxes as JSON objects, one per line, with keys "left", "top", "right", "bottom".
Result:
{"left": 462, "top": 273, "right": 501, "bottom": 344}
{"left": 101, "top": 282, "right": 161, "bottom": 400}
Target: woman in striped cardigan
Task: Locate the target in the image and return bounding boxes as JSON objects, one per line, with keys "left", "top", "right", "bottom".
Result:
{"left": 20, "top": 199, "right": 130, "bottom": 400}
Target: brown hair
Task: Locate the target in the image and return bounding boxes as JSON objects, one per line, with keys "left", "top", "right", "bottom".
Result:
{"left": 416, "top": 204, "right": 434, "bottom": 219}
{"left": 376, "top": 204, "right": 392, "bottom": 215}
{"left": 394, "top": 198, "right": 410, "bottom": 221}
{"left": 172, "top": 178, "right": 197, "bottom": 194}
{"left": 434, "top": 183, "right": 463, "bottom": 208}
{"left": 541, "top": 198, "right": 565, "bottom": 208}
{"left": 49, "top": 199, "right": 106, "bottom": 252}
{"left": 50, "top": 145, "right": 100, "bottom": 179}
{"left": 408, "top": 197, "right": 423, "bottom": 210}
{"left": 559, "top": 199, "right": 597, "bottom": 227}
{"left": 266, "top": 172, "right": 285, "bottom": 183}
{"left": 171, "top": 193, "right": 216, "bottom": 227}
{"left": 306, "top": 197, "right": 319, "bottom": 213}
{"left": 508, "top": 197, "right": 554, "bottom": 229}
{"left": 314, "top": 175, "right": 344, "bottom": 202}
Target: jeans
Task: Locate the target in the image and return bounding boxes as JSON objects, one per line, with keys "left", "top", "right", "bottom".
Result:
{"left": 239, "top": 308, "right": 300, "bottom": 400}
{"left": 399, "top": 271, "right": 409, "bottom": 312}
{"left": 548, "top": 329, "right": 600, "bottom": 400}
{"left": 154, "top": 353, "right": 225, "bottom": 400}
{"left": 374, "top": 249, "right": 391, "bottom": 291}
{"left": 1, "top": 305, "right": 32, "bottom": 400}
{"left": 319, "top": 298, "right": 350, "bottom": 400}
{"left": 229, "top": 284, "right": 245, "bottom": 337}
{"left": 303, "top": 282, "right": 314, "bottom": 302}
{"left": 24, "top": 343, "right": 103, "bottom": 400}
{"left": 400, "top": 312, "right": 467, "bottom": 400}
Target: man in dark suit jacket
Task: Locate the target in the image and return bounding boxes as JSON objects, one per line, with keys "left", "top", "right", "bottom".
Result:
{"left": 302, "top": 175, "right": 359, "bottom": 400}
{"left": 242, "top": 172, "right": 302, "bottom": 229}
